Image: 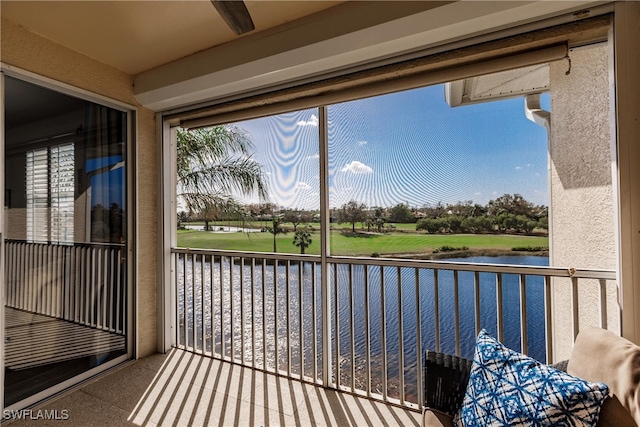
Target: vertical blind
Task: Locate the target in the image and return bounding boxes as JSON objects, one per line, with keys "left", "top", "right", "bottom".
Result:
{"left": 26, "top": 143, "right": 75, "bottom": 243}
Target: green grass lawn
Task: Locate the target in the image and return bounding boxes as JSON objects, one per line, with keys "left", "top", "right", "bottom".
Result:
{"left": 177, "top": 229, "right": 548, "bottom": 257}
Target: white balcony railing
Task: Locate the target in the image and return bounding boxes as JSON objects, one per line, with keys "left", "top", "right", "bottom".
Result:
{"left": 171, "top": 247, "right": 617, "bottom": 411}
{"left": 5, "top": 240, "right": 126, "bottom": 334}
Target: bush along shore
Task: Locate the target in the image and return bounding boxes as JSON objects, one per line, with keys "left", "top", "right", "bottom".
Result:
{"left": 391, "top": 247, "right": 549, "bottom": 260}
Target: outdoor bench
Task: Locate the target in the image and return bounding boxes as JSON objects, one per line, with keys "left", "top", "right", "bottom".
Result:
{"left": 423, "top": 327, "right": 640, "bottom": 426}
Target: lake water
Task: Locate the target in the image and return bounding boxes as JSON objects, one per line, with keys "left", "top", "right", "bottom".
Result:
{"left": 183, "top": 224, "right": 260, "bottom": 232}
{"left": 427, "top": 255, "right": 549, "bottom": 361}
{"left": 177, "top": 254, "right": 548, "bottom": 402}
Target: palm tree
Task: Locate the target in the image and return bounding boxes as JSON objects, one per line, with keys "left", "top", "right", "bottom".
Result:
{"left": 293, "top": 227, "right": 313, "bottom": 254}
{"left": 266, "top": 216, "right": 286, "bottom": 253}
{"left": 177, "top": 126, "right": 268, "bottom": 219}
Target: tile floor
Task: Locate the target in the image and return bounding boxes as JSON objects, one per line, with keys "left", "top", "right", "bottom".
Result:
{"left": 8, "top": 348, "right": 422, "bottom": 426}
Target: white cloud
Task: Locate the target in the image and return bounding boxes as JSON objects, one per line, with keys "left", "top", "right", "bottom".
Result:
{"left": 296, "top": 114, "right": 319, "bottom": 127}
{"left": 357, "top": 140, "right": 368, "bottom": 146}
{"left": 492, "top": 191, "right": 498, "bottom": 195}
{"left": 515, "top": 166, "right": 523, "bottom": 170}
{"left": 341, "top": 161, "right": 373, "bottom": 174}
{"left": 474, "top": 192, "right": 482, "bottom": 196}
{"left": 295, "top": 181, "right": 312, "bottom": 190}
{"left": 307, "top": 153, "right": 320, "bottom": 160}
{"left": 526, "top": 163, "right": 533, "bottom": 167}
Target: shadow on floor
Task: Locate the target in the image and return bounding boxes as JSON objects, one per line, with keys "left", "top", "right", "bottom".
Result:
{"left": 8, "top": 348, "right": 421, "bottom": 426}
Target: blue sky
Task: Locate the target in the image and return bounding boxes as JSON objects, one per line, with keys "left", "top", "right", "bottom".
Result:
{"left": 238, "top": 84, "right": 550, "bottom": 210}
{"left": 86, "top": 155, "right": 125, "bottom": 210}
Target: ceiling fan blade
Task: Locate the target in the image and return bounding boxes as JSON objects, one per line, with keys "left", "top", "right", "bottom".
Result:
{"left": 211, "top": 0, "right": 255, "bottom": 35}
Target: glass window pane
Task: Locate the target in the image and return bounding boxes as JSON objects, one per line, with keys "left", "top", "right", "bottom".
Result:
{"left": 4, "top": 76, "right": 128, "bottom": 406}
{"left": 327, "top": 84, "right": 549, "bottom": 258}
{"left": 176, "top": 109, "right": 320, "bottom": 255}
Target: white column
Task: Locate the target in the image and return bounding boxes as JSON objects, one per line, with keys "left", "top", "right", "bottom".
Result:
{"left": 549, "top": 43, "right": 618, "bottom": 361}
{"left": 157, "top": 118, "right": 177, "bottom": 353}
{"left": 611, "top": 1, "right": 640, "bottom": 345}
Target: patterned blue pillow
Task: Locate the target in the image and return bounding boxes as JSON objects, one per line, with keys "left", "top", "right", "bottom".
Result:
{"left": 454, "top": 330, "right": 609, "bottom": 426}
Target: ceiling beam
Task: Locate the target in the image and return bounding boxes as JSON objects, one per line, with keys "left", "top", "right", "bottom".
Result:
{"left": 211, "top": 1, "right": 255, "bottom": 35}
{"left": 135, "top": 1, "right": 606, "bottom": 111}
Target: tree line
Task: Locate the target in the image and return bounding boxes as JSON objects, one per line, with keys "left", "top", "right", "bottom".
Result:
{"left": 334, "top": 194, "right": 548, "bottom": 235}
{"left": 183, "top": 193, "right": 548, "bottom": 237}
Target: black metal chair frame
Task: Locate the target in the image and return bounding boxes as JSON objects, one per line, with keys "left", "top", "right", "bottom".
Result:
{"left": 423, "top": 350, "right": 569, "bottom": 417}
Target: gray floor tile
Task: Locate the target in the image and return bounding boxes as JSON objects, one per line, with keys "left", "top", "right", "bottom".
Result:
{"left": 18, "top": 349, "right": 420, "bottom": 427}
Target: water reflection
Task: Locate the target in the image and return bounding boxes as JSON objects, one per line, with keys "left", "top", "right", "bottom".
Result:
{"left": 177, "top": 255, "right": 547, "bottom": 404}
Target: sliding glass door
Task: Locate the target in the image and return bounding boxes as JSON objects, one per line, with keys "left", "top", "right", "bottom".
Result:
{"left": 1, "top": 70, "right": 6, "bottom": 412}
{"left": 3, "top": 75, "right": 131, "bottom": 408}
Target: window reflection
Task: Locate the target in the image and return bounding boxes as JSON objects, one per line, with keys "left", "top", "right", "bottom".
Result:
{"left": 3, "top": 76, "right": 128, "bottom": 407}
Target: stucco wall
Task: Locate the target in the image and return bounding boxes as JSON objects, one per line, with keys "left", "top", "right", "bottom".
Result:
{"left": 1, "top": 18, "right": 158, "bottom": 357}
{"left": 549, "top": 44, "right": 618, "bottom": 361}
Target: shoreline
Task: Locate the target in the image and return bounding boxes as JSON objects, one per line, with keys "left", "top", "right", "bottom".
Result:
{"left": 392, "top": 248, "right": 549, "bottom": 260}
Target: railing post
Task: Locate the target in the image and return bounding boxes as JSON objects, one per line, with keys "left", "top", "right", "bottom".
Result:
{"left": 571, "top": 276, "right": 579, "bottom": 340}
{"left": 319, "top": 105, "right": 332, "bottom": 386}
{"left": 397, "top": 266, "right": 404, "bottom": 405}
{"left": 544, "top": 276, "right": 553, "bottom": 364}
{"left": 519, "top": 274, "right": 528, "bottom": 355}
{"left": 496, "top": 273, "right": 504, "bottom": 343}
{"left": 381, "top": 265, "right": 387, "bottom": 400}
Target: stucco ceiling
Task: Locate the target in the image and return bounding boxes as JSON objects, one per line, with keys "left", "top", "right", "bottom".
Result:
{"left": 0, "top": 0, "right": 343, "bottom": 75}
